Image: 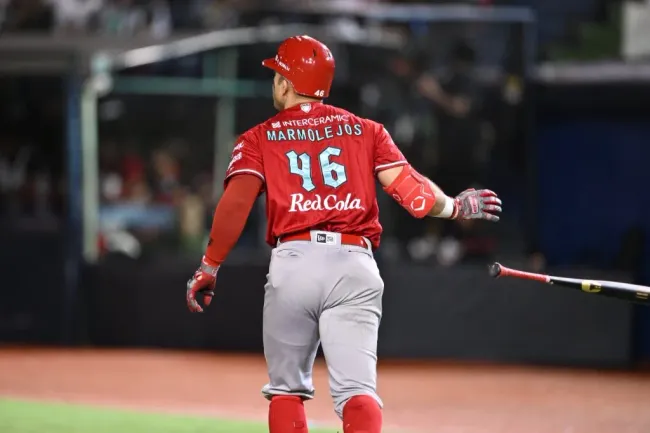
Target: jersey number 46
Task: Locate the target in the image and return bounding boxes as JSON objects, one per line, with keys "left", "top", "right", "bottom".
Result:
{"left": 286, "top": 146, "right": 347, "bottom": 192}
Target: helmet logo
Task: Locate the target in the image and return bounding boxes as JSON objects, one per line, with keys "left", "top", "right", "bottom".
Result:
{"left": 300, "top": 103, "right": 312, "bottom": 113}
{"left": 275, "top": 55, "right": 290, "bottom": 71}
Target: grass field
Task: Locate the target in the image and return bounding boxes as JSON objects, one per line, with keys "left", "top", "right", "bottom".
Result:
{"left": 0, "top": 399, "right": 338, "bottom": 433}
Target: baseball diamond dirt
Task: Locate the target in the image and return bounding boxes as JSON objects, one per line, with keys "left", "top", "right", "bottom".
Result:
{"left": 1, "top": 348, "right": 650, "bottom": 433}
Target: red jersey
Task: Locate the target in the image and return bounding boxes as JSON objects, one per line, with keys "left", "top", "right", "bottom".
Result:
{"left": 224, "top": 102, "right": 407, "bottom": 249}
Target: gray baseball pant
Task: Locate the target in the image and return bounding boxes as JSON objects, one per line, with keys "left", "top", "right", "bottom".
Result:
{"left": 261, "top": 232, "right": 384, "bottom": 419}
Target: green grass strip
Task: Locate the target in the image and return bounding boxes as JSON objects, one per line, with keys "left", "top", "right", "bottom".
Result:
{"left": 0, "top": 398, "right": 339, "bottom": 433}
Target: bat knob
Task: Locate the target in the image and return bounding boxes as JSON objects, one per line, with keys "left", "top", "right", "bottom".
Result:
{"left": 488, "top": 262, "right": 502, "bottom": 278}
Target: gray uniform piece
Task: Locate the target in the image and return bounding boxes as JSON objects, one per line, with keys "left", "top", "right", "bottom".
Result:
{"left": 261, "top": 230, "right": 384, "bottom": 419}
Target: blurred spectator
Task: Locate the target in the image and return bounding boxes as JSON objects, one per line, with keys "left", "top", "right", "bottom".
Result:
{"left": 0, "top": 134, "right": 61, "bottom": 220}
{"left": 392, "top": 40, "right": 499, "bottom": 261}
{"left": 99, "top": 140, "right": 124, "bottom": 203}
{"left": 453, "top": 219, "right": 497, "bottom": 264}
{"left": 417, "top": 41, "right": 482, "bottom": 169}
{"left": 408, "top": 217, "right": 497, "bottom": 267}
{"left": 99, "top": 0, "right": 146, "bottom": 36}
{"left": 527, "top": 250, "right": 547, "bottom": 273}
{"left": 99, "top": 141, "right": 150, "bottom": 204}
{"left": 44, "top": 0, "right": 102, "bottom": 34}
{"left": 125, "top": 177, "right": 152, "bottom": 204}
{"left": 149, "top": 0, "right": 171, "bottom": 38}
{"left": 0, "top": 139, "right": 32, "bottom": 195}
{"left": 151, "top": 147, "right": 183, "bottom": 204}
{"left": 3, "top": 0, "right": 177, "bottom": 35}
{"left": 178, "top": 191, "right": 206, "bottom": 252}
{"left": 422, "top": 43, "right": 490, "bottom": 188}
{"left": 120, "top": 150, "right": 148, "bottom": 201}
{"left": 0, "top": 138, "right": 33, "bottom": 217}
{"left": 200, "top": 0, "right": 239, "bottom": 29}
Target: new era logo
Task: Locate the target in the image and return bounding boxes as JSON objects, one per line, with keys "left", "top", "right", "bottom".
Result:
{"left": 316, "top": 233, "right": 335, "bottom": 245}
{"left": 271, "top": 121, "right": 281, "bottom": 129}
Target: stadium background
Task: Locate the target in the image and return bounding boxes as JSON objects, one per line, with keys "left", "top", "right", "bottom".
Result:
{"left": 1, "top": 1, "right": 649, "bottom": 432}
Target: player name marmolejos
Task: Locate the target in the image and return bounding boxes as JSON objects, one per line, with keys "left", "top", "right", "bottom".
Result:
{"left": 267, "top": 123, "right": 363, "bottom": 142}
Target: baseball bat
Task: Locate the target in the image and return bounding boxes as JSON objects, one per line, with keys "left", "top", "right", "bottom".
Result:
{"left": 488, "top": 262, "right": 650, "bottom": 305}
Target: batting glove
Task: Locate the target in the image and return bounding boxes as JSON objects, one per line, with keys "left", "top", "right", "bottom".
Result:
{"left": 186, "top": 256, "right": 219, "bottom": 313}
{"left": 451, "top": 188, "right": 502, "bottom": 222}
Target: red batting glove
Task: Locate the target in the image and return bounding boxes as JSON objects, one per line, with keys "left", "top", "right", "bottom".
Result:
{"left": 186, "top": 256, "right": 219, "bottom": 313}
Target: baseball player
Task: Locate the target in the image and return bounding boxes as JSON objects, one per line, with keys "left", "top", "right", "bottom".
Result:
{"left": 186, "top": 35, "right": 502, "bottom": 433}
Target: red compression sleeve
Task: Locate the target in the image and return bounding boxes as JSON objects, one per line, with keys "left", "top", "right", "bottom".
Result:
{"left": 204, "top": 174, "right": 263, "bottom": 265}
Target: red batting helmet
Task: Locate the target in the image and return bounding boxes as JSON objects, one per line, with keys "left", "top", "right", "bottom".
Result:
{"left": 262, "top": 35, "right": 335, "bottom": 99}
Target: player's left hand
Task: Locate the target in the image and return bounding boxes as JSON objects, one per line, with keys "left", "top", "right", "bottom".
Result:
{"left": 452, "top": 188, "right": 502, "bottom": 222}
{"left": 186, "top": 256, "right": 219, "bottom": 313}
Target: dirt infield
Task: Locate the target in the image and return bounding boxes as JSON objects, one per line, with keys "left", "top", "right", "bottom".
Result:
{"left": 1, "top": 348, "right": 650, "bottom": 433}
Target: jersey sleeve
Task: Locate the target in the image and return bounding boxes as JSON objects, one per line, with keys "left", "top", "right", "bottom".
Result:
{"left": 372, "top": 122, "right": 408, "bottom": 173}
{"left": 223, "top": 132, "right": 265, "bottom": 188}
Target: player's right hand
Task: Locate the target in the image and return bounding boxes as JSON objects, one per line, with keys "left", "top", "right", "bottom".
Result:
{"left": 452, "top": 188, "right": 502, "bottom": 222}
{"left": 186, "top": 256, "right": 219, "bottom": 313}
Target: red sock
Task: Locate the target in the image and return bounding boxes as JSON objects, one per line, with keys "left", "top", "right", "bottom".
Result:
{"left": 269, "top": 396, "right": 309, "bottom": 433}
{"left": 342, "top": 395, "right": 383, "bottom": 433}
